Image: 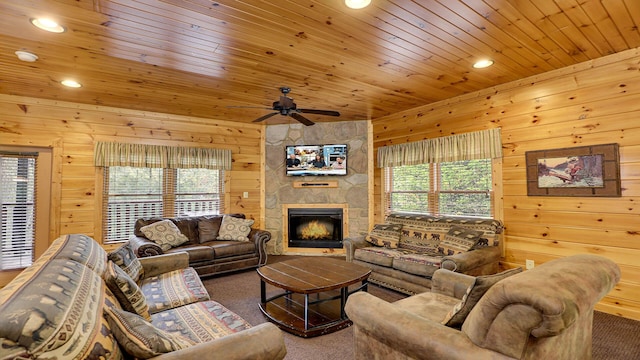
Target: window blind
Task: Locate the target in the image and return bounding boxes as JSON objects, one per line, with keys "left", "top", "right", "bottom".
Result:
{"left": 0, "top": 152, "right": 37, "bottom": 270}
{"left": 384, "top": 159, "right": 492, "bottom": 218}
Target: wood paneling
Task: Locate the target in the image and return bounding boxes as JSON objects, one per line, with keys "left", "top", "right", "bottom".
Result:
{"left": 1, "top": 1, "right": 640, "bottom": 124}
{"left": 0, "top": 93, "right": 264, "bottom": 250}
{"left": 372, "top": 48, "right": 640, "bottom": 321}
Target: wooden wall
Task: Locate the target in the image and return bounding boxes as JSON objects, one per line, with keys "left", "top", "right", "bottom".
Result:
{"left": 372, "top": 48, "right": 640, "bottom": 321}
{"left": 0, "top": 94, "right": 264, "bottom": 261}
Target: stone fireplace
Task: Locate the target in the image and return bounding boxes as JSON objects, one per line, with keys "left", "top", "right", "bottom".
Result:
{"left": 282, "top": 204, "right": 348, "bottom": 254}
{"left": 264, "top": 121, "right": 369, "bottom": 255}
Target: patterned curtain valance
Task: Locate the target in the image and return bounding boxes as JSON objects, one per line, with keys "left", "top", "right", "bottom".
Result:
{"left": 377, "top": 128, "right": 502, "bottom": 167}
{"left": 94, "top": 142, "right": 232, "bottom": 170}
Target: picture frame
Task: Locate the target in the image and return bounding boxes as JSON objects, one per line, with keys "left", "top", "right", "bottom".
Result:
{"left": 525, "top": 143, "right": 621, "bottom": 197}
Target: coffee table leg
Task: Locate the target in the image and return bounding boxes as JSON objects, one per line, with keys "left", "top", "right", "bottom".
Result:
{"left": 304, "top": 294, "right": 309, "bottom": 330}
{"left": 341, "top": 287, "right": 348, "bottom": 319}
{"left": 260, "top": 279, "right": 266, "bottom": 304}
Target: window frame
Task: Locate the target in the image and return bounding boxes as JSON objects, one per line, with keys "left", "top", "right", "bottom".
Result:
{"left": 99, "top": 166, "right": 225, "bottom": 244}
{"left": 383, "top": 158, "right": 498, "bottom": 218}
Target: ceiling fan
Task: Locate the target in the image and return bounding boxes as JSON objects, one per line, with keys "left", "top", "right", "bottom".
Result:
{"left": 231, "top": 87, "right": 340, "bottom": 126}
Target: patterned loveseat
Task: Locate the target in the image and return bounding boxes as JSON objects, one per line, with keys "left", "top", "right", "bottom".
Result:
{"left": 0, "top": 234, "right": 286, "bottom": 360}
{"left": 345, "top": 213, "right": 503, "bottom": 295}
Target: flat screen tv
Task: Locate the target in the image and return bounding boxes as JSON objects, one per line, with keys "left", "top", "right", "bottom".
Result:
{"left": 285, "top": 144, "right": 347, "bottom": 176}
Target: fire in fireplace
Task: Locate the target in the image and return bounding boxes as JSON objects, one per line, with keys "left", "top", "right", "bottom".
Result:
{"left": 288, "top": 208, "right": 343, "bottom": 248}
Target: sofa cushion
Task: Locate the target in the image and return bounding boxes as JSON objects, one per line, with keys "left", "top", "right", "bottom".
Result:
{"left": 365, "top": 223, "right": 403, "bottom": 248}
{"left": 43, "top": 234, "right": 109, "bottom": 275}
{"left": 217, "top": 215, "right": 254, "bottom": 241}
{"left": 167, "top": 245, "right": 216, "bottom": 262}
{"left": 210, "top": 240, "right": 257, "bottom": 258}
{"left": 140, "top": 219, "right": 189, "bottom": 251}
{"left": 151, "top": 300, "right": 253, "bottom": 343}
{"left": 104, "top": 261, "right": 152, "bottom": 320}
{"left": 104, "top": 306, "right": 194, "bottom": 359}
{"left": 0, "top": 258, "right": 122, "bottom": 359}
{"left": 442, "top": 267, "right": 523, "bottom": 328}
{"left": 394, "top": 292, "right": 461, "bottom": 323}
{"left": 109, "top": 242, "right": 144, "bottom": 283}
{"left": 140, "top": 267, "right": 210, "bottom": 314}
{"left": 437, "top": 225, "right": 483, "bottom": 255}
{"left": 392, "top": 252, "right": 443, "bottom": 277}
{"left": 434, "top": 217, "right": 503, "bottom": 247}
{"left": 354, "top": 247, "right": 409, "bottom": 267}
{"left": 198, "top": 215, "right": 225, "bottom": 242}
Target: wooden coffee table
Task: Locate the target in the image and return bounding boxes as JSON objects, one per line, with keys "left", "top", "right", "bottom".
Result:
{"left": 257, "top": 257, "right": 371, "bottom": 337}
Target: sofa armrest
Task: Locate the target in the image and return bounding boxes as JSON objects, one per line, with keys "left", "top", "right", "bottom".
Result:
{"left": 441, "top": 246, "right": 501, "bottom": 274}
{"left": 129, "top": 235, "right": 164, "bottom": 257}
{"left": 151, "top": 323, "right": 286, "bottom": 360}
{"left": 248, "top": 228, "right": 272, "bottom": 266}
{"left": 343, "top": 236, "right": 368, "bottom": 262}
{"left": 430, "top": 269, "right": 476, "bottom": 299}
{"left": 138, "top": 252, "right": 190, "bottom": 278}
{"left": 344, "top": 292, "right": 510, "bottom": 360}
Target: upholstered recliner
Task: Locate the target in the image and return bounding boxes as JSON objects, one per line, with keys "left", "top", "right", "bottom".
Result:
{"left": 345, "top": 254, "right": 620, "bottom": 360}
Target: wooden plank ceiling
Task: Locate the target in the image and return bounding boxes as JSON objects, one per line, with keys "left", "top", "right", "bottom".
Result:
{"left": 1, "top": 0, "right": 639, "bottom": 125}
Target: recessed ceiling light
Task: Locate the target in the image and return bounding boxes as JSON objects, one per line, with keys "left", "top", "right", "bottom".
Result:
{"left": 473, "top": 59, "right": 494, "bottom": 69}
{"left": 30, "top": 18, "right": 66, "bottom": 33}
{"left": 15, "top": 51, "right": 39, "bottom": 62}
{"left": 345, "top": 0, "right": 371, "bottom": 9}
{"left": 61, "top": 79, "right": 82, "bottom": 88}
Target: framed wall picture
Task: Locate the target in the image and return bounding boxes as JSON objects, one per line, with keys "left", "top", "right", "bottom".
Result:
{"left": 525, "top": 143, "right": 621, "bottom": 197}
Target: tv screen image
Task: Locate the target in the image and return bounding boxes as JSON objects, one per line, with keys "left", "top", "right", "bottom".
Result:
{"left": 285, "top": 144, "right": 347, "bottom": 176}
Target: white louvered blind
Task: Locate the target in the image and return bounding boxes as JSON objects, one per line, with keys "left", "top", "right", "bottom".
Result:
{"left": 384, "top": 159, "right": 493, "bottom": 218}
{"left": 0, "top": 152, "right": 37, "bottom": 270}
{"left": 102, "top": 166, "right": 223, "bottom": 243}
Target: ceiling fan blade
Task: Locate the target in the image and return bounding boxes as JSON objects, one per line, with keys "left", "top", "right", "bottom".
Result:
{"left": 227, "top": 104, "right": 272, "bottom": 109}
{"left": 252, "top": 112, "right": 279, "bottom": 123}
{"left": 298, "top": 108, "right": 340, "bottom": 117}
{"left": 290, "top": 112, "right": 315, "bottom": 126}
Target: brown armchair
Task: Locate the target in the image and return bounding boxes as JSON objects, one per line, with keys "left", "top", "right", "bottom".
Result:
{"left": 345, "top": 254, "right": 620, "bottom": 360}
{"left": 128, "top": 214, "right": 272, "bottom": 277}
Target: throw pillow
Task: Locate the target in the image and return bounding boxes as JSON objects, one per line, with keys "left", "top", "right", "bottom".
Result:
{"left": 198, "top": 215, "right": 224, "bottom": 243}
{"left": 140, "top": 219, "right": 189, "bottom": 251}
{"left": 365, "top": 223, "right": 403, "bottom": 248}
{"left": 104, "top": 306, "right": 195, "bottom": 359}
{"left": 108, "top": 243, "right": 144, "bottom": 283}
{"left": 437, "top": 225, "right": 484, "bottom": 255}
{"left": 104, "top": 261, "right": 151, "bottom": 320}
{"left": 442, "top": 267, "right": 524, "bottom": 328}
{"left": 217, "top": 215, "right": 254, "bottom": 241}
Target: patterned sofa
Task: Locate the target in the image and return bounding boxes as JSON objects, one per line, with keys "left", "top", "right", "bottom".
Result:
{"left": 129, "top": 213, "right": 271, "bottom": 277}
{"left": 0, "top": 234, "right": 286, "bottom": 360}
{"left": 345, "top": 213, "right": 503, "bottom": 295}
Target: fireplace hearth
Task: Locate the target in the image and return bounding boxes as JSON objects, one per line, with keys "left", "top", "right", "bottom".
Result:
{"left": 287, "top": 207, "right": 343, "bottom": 249}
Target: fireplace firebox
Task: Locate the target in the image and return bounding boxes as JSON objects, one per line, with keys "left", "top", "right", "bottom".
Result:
{"left": 287, "top": 208, "right": 343, "bottom": 248}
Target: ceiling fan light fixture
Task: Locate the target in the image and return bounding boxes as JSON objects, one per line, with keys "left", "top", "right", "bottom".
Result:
{"left": 61, "top": 79, "right": 82, "bottom": 88}
{"left": 345, "top": 0, "right": 371, "bottom": 9}
{"left": 473, "top": 59, "right": 494, "bottom": 69}
{"left": 30, "top": 18, "right": 66, "bottom": 33}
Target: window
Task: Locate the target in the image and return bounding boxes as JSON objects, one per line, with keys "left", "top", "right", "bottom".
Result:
{"left": 384, "top": 159, "right": 493, "bottom": 217}
{"left": 102, "top": 167, "right": 224, "bottom": 243}
{"left": 0, "top": 152, "right": 37, "bottom": 270}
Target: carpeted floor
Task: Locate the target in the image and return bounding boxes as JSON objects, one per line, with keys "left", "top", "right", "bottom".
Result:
{"left": 202, "top": 257, "right": 640, "bottom": 360}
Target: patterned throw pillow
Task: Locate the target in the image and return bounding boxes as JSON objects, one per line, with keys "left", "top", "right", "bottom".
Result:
{"left": 442, "top": 267, "right": 523, "bottom": 328}
{"left": 108, "top": 243, "right": 144, "bottom": 283}
{"left": 365, "top": 223, "right": 403, "bottom": 248}
{"left": 104, "top": 306, "right": 195, "bottom": 359}
{"left": 140, "top": 219, "right": 189, "bottom": 251}
{"left": 216, "top": 215, "right": 254, "bottom": 241}
{"left": 104, "top": 261, "right": 151, "bottom": 320}
{"left": 437, "top": 225, "right": 483, "bottom": 255}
